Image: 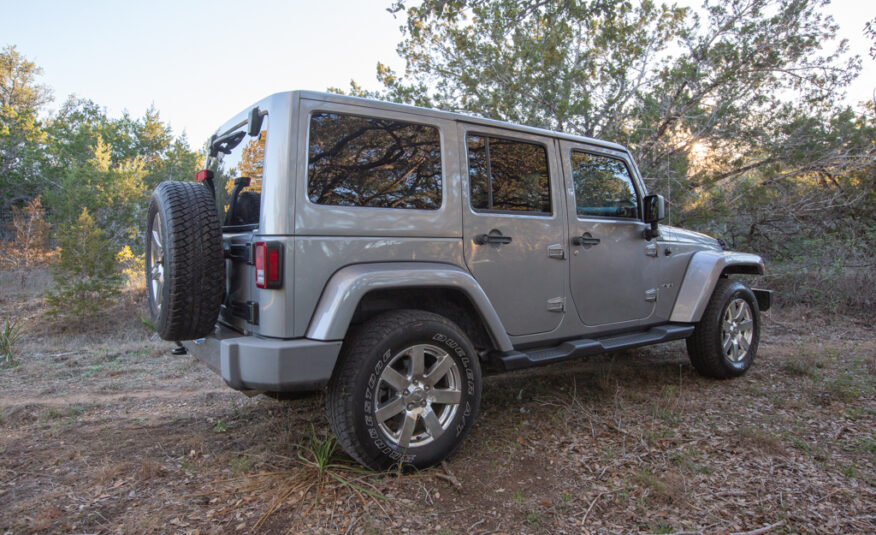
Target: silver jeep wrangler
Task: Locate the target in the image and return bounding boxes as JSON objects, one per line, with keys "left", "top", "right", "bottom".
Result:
{"left": 145, "top": 91, "right": 771, "bottom": 470}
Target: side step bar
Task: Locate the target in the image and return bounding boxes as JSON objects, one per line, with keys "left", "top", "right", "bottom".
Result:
{"left": 491, "top": 324, "right": 695, "bottom": 371}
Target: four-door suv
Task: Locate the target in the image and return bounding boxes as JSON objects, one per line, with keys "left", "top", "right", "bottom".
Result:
{"left": 146, "top": 91, "right": 771, "bottom": 470}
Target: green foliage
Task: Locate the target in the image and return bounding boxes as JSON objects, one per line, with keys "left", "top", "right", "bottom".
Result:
{"left": 0, "top": 45, "right": 52, "bottom": 210}
{"left": 358, "top": 0, "right": 875, "bottom": 262}
{"left": 866, "top": 17, "right": 876, "bottom": 60}
{"left": 0, "top": 318, "right": 23, "bottom": 366}
{"left": 757, "top": 230, "right": 876, "bottom": 313}
{"left": 41, "top": 99, "right": 199, "bottom": 258}
{"left": 1, "top": 47, "right": 202, "bottom": 320}
{"left": 46, "top": 135, "right": 148, "bottom": 254}
{"left": 302, "top": 429, "right": 338, "bottom": 476}
{"left": 297, "top": 428, "right": 388, "bottom": 506}
{"left": 230, "top": 454, "right": 254, "bottom": 474}
{"left": 45, "top": 207, "right": 123, "bottom": 318}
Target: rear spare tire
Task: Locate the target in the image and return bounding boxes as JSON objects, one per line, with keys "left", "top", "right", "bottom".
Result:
{"left": 146, "top": 181, "right": 224, "bottom": 340}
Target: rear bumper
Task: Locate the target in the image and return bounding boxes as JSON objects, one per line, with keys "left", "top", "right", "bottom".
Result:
{"left": 181, "top": 323, "right": 342, "bottom": 392}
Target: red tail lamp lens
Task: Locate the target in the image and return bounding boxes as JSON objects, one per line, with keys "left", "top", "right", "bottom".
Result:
{"left": 196, "top": 169, "right": 213, "bottom": 183}
{"left": 254, "top": 242, "right": 282, "bottom": 289}
{"left": 267, "top": 249, "right": 280, "bottom": 283}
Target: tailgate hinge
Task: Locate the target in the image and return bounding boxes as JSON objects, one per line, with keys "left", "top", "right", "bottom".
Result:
{"left": 229, "top": 300, "right": 259, "bottom": 324}
{"left": 225, "top": 242, "right": 254, "bottom": 264}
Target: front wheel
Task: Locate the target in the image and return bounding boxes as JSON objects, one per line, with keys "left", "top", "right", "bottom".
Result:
{"left": 686, "top": 278, "right": 760, "bottom": 379}
{"left": 326, "top": 310, "right": 482, "bottom": 471}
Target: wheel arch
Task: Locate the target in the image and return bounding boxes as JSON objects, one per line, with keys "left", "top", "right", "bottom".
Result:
{"left": 305, "top": 262, "right": 513, "bottom": 352}
{"left": 669, "top": 251, "right": 765, "bottom": 323}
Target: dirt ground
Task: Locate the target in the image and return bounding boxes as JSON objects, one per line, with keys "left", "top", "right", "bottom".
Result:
{"left": 1, "top": 279, "right": 874, "bottom": 534}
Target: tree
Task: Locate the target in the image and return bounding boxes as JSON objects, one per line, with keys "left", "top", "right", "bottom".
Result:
{"left": 45, "top": 134, "right": 147, "bottom": 249}
{"left": 0, "top": 45, "right": 52, "bottom": 209}
{"left": 45, "top": 207, "right": 122, "bottom": 318}
{"left": 866, "top": 17, "right": 876, "bottom": 60}
{"left": 350, "top": 0, "right": 873, "bottom": 255}
{"left": 0, "top": 195, "right": 53, "bottom": 280}
{"left": 0, "top": 47, "right": 205, "bottom": 317}
{"left": 41, "top": 97, "right": 201, "bottom": 254}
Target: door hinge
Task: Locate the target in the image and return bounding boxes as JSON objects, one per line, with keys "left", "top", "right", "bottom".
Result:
{"left": 645, "top": 243, "right": 658, "bottom": 257}
{"left": 547, "top": 297, "right": 565, "bottom": 312}
{"left": 547, "top": 244, "right": 565, "bottom": 259}
{"left": 645, "top": 289, "right": 658, "bottom": 302}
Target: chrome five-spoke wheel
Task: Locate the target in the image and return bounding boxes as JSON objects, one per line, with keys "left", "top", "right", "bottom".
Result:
{"left": 721, "top": 298, "right": 753, "bottom": 363}
{"left": 374, "top": 344, "right": 462, "bottom": 448}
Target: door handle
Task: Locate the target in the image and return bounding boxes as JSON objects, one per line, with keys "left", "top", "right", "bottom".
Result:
{"left": 572, "top": 233, "right": 600, "bottom": 246}
{"left": 474, "top": 232, "right": 513, "bottom": 245}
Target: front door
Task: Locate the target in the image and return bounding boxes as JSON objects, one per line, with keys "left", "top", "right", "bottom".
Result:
{"left": 460, "top": 124, "right": 567, "bottom": 336}
{"left": 561, "top": 141, "right": 658, "bottom": 327}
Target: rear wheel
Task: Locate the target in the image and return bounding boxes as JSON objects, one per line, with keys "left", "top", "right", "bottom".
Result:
{"left": 686, "top": 278, "right": 760, "bottom": 379}
{"left": 326, "top": 310, "right": 481, "bottom": 471}
{"left": 146, "top": 181, "right": 224, "bottom": 341}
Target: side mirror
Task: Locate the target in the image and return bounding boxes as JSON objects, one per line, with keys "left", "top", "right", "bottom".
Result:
{"left": 642, "top": 194, "right": 665, "bottom": 240}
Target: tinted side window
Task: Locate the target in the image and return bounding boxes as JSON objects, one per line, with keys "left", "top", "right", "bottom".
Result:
{"left": 307, "top": 112, "right": 442, "bottom": 210}
{"left": 571, "top": 151, "right": 638, "bottom": 219}
{"left": 206, "top": 117, "right": 268, "bottom": 228}
{"left": 467, "top": 135, "right": 551, "bottom": 214}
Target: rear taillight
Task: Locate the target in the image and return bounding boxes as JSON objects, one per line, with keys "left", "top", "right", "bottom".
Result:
{"left": 254, "top": 241, "right": 282, "bottom": 289}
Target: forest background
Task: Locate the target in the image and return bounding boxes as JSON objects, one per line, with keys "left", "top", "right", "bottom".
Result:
{"left": 1, "top": 0, "right": 874, "bottom": 321}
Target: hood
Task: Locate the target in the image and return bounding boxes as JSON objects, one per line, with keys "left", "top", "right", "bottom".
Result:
{"left": 659, "top": 225, "right": 722, "bottom": 250}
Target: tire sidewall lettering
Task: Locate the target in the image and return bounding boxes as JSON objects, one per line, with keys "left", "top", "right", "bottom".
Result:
{"left": 358, "top": 323, "right": 480, "bottom": 466}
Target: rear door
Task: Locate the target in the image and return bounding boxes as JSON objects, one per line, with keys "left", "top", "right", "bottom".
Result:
{"left": 560, "top": 141, "right": 658, "bottom": 327}
{"left": 205, "top": 112, "right": 269, "bottom": 333}
{"left": 459, "top": 123, "right": 567, "bottom": 336}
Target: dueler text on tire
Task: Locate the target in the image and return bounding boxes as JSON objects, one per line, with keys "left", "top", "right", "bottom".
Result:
{"left": 686, "top": 278, "right": 760, "bottom": 379}
{"left": 145, "top": 181, "right": 224, "bottom": 341}
{"left": 326, "top": 310, "right": 482, "bottom": 471}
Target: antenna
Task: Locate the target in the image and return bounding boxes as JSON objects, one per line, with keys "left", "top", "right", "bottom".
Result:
{"left": 667, "top": 173, "right": 672, "bottom": 226}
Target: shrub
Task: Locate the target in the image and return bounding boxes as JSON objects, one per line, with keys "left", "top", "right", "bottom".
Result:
{"left": 45, "top": 207, "right": 122, "bottom": 318}
{"left": 0, "top": 318, "right": 23, "bottom": 366}
{"left": 0, "top": 196, "right": 54, "bottom": 281}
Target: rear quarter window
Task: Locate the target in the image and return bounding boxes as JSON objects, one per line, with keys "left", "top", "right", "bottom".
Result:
{"left": 306, "top": 112, "right": 442, "bottom": 210}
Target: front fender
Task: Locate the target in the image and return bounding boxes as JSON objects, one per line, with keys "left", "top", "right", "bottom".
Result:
{"left": 305, "top": 262, "right": 513, "bottom": 352}
{"left": 669, "top": 251, "right": 765, "bottom": 323}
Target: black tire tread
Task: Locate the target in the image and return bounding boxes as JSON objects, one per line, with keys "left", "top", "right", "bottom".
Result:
{"left": 149, "top": 181, "right": 224, "bottom": 341}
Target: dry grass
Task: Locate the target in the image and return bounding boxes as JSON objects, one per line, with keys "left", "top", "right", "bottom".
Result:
{"left": 1, "top": 279, "right": 874, "bottom": 534}
{"left": 735, "top": 425, "right": 788, "bottom": 457}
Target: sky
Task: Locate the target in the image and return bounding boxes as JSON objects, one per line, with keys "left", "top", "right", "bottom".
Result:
{"left": 2, "top": 0, "right": 874, "bottom": 149}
